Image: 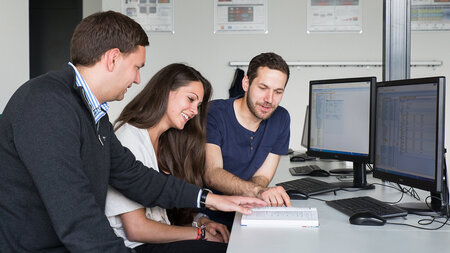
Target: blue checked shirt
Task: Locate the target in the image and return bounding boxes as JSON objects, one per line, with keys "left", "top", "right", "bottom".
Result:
{"left": 68, "top": 62, "right": 109, "bottom": 124}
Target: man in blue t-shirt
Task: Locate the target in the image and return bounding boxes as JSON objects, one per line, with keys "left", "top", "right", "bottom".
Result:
{"left": 204, "top": 53, "right": 292, "bottom": 227}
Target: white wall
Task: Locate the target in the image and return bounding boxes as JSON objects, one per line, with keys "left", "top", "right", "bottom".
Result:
{"left": 2, "top": 0, "right": 449, "bottom": 153}
{"left": 102, "top": 0, "right": 385, "bottom": 151}
{"left": 83, "top": 0, "right": 102, "bottom": 18}
{"left": 0, "top": 0, "right": 29, "bottom": 112}
{"left": 102, "top": 0, "right": 450, "bottom": 151}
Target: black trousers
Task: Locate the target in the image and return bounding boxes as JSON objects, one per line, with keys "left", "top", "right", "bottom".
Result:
{"left": 134, "top": 240, "right": 227, "bottom": 253}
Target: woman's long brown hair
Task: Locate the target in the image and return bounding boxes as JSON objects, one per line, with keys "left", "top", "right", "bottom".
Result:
{"left": 115, "top": 63, "right": 212, "bottom": 187}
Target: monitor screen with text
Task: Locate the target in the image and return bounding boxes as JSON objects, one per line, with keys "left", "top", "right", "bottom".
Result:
{"left": 309, "top": 80, "right": 372, "bottom": 157}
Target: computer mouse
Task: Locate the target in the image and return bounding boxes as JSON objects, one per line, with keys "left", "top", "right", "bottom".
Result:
{"left": 308, "top": 169, "right": 330, "bottom": 177}
{"left": 290, "top": 155, "right": 306, "bottom": 162}
{"left": 349, "top": 212, "right": 386, "bottom": 226}
{"left": 285, "top": 190, "right": 309, "bottom": 200}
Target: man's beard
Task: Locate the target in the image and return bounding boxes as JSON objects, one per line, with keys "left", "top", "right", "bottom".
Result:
{"left": 246, "top": 94, "right": 276, "bottom": 120}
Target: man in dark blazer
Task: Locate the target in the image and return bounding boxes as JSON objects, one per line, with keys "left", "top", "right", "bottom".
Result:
{"left": 0, "top": 11, "right": 265, "bottom": 253}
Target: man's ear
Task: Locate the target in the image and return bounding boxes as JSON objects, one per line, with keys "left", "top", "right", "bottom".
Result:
{"left": 242, "top": 75, "right": 249, "bottom": 92}
{"left": 104, "top": 48, "right": 121, "bottom": 72}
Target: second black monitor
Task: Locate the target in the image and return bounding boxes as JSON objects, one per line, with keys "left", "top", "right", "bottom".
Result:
{"left": 307, "top": 76, "right": 376, "bottom": 189}
{"left": 374, "top": 76, "right": 447, "bottom": 213}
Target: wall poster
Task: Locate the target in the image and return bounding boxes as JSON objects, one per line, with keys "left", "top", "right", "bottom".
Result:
{"left": 412, "top": 0, "right": 450, "bottom": 31}
{"left": 214, "top": 0, "right": 268, "bottom": 34}
{"left": 307, "top": 0, "right": 362, "bottom": 33}
{"left": 122, "top": 0, "right": 174, "bottom": 33}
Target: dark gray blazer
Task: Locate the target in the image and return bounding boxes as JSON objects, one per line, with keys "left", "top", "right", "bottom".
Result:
{"left": 0, "top": 64, "right": 200, "bottom": 252}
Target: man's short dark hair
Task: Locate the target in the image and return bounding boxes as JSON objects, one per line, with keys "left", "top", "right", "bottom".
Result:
{"left": 247, "top": 52, "right": 290, "bottom": 87}
{"left": 70, "top": 11, "right": 149, "bottom": 66}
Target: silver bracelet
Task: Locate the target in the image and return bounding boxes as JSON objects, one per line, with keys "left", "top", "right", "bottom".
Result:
{"left": 192, "top": 213, "right": 210, "bottom": 227}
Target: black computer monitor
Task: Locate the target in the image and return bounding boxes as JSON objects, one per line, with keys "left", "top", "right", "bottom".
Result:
{"left": 307, "top": 76, "right": 376, "bottom": 189}
{"left": 301, "top": 105, "right": 309, "bottom": 149}
{"left": 374, "top": 76, "right": 448, "bottom": 214}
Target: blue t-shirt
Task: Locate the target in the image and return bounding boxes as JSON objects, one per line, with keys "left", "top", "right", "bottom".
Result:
{"left": 206, "top": 97, "right": 290, "bottom": 180}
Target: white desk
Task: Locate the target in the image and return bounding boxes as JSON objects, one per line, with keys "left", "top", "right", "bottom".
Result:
{"left": 227, "top": 156, "right": 450, "bottom": 253}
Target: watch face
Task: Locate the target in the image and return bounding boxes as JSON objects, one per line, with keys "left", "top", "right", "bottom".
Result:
{"left": 200, "top": 189, "right": 211, "bottom": 208}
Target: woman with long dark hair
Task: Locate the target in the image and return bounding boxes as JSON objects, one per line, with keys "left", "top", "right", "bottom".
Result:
{"left": 105, "top": 63, "right": 229, "bottom": 253}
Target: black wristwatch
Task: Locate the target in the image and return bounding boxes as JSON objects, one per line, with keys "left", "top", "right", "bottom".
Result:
{"left": 200, "top": 188, "right": 212, "bottom": 208}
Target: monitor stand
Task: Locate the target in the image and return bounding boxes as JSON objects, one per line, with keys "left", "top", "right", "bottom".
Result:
{"left": 331, "top": 162, "right": 375, "bottom": 190}
{"left": 329, "top": 168, "right": 353, "bottom": 175}
{"left": 396, "top": 191, "right": 448, "bottom": 216}
{"left": 329, "top": 168, "right": 373, "bottom": 175}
